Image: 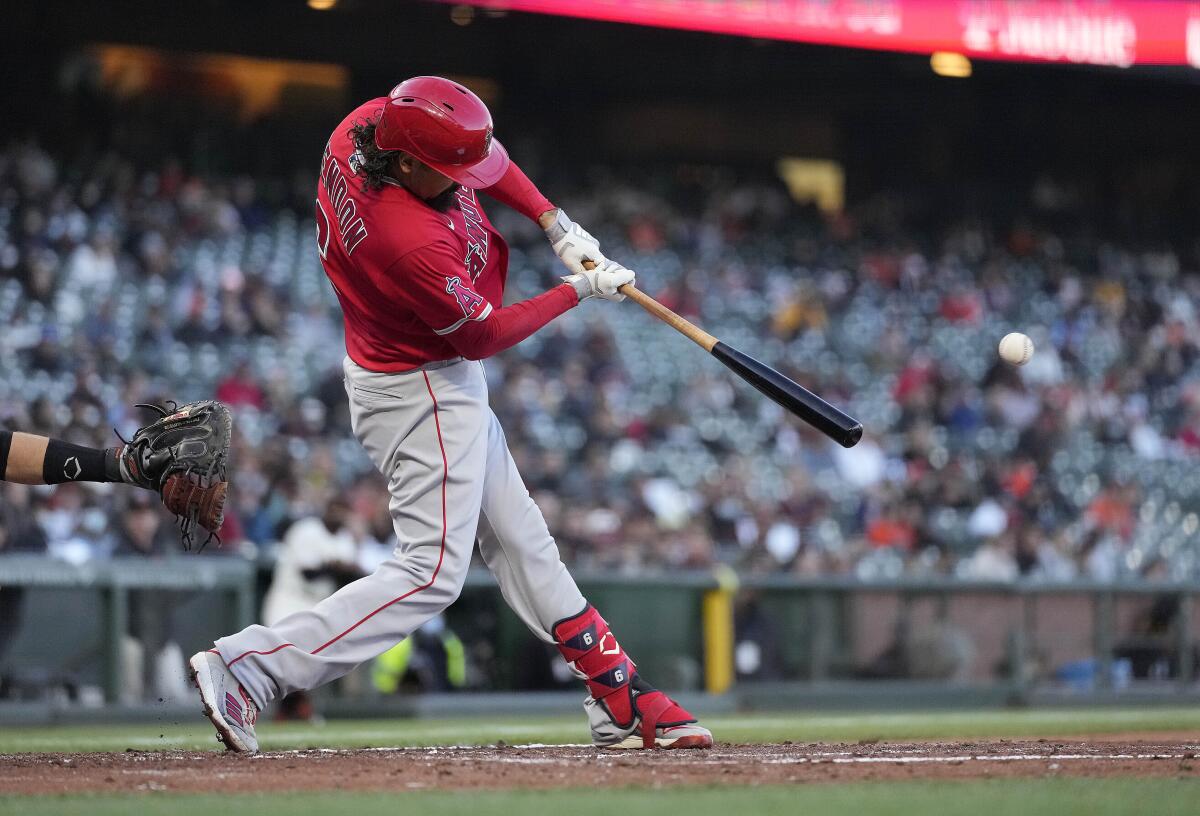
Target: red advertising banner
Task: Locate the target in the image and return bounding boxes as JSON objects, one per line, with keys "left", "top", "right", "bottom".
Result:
{"left": 456, "top": 1, "right": 1200, "bottom": 68}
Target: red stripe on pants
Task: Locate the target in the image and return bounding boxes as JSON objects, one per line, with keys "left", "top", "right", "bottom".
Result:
{"left": 227, "top": 372, "right": 449, "bottom": 667}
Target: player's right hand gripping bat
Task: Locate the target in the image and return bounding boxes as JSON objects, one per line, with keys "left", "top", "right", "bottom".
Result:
{"left": 616, "top": 280, "right": 863, "bottom": 448}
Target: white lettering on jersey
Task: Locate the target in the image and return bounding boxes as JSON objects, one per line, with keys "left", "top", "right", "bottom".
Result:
{"left": 455, "top": 188, "right": 489, "bottom": 280}
{"left": 319, "top": 141, "right": 369, "bottom": 255}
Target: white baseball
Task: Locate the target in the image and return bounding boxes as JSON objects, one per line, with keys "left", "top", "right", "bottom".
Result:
{"left": 998, "top": 332, "right": 1034, "bottom": 366}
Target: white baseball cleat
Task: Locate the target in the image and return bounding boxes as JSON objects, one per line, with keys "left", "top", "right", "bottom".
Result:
{"left": 189, "top": 650, "right": 259, "bottom": 754}
{"left": 606, "top": 722, "right": 715, "bottom": 750}
{"left": 586, "top": 683, "right": 715, "bottom": 750}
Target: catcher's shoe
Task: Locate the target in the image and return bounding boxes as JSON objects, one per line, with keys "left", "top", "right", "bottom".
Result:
{"left": 189, "top": 651, "right": 259, "bottom": 754}
{"left": 586, "top": 677, "right": 714, "bottom": 750}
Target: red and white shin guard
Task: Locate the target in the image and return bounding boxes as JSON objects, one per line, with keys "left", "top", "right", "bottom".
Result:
{"left": 553, "top": 605, "right": 709, "bottom": 749}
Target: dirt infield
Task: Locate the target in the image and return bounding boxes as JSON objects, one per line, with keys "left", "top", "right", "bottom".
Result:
{"left": 3, "top": 739, "right": 1199, "bottom": 795}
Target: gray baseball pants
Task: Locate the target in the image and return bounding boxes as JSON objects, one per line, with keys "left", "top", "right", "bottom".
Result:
{"left": 215, "top": 357, "right": 586, "bottom": 707}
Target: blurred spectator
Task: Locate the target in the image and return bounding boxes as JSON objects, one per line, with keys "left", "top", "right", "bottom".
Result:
{"left": 112, "top": 492, "right": 188, "bottom": 703}
{"left": 859, "top": 620, "right": 976, "bottom": 681}
{"left": 1114, "top": 593, "right": 1184, "bottom": 680}
{"left": 373, "top": 615, "right": 467, "bottom": 694}
{"left": 261, "top": 497, "right": 362, "bottom": 626}
{"left": 958, "top": 535, "right": 1019, "bottom": 582}
{"left": 215, "top": 361, "right": 267, "bottom": 411}
{"left": 261, "top": 497, "right": 364, "bottom": 721}
{"left": 2, "top": 135, "right": 1200, "bottom": 585}
{"left": 733, "top": 591, "right": 783, "bottom": 681}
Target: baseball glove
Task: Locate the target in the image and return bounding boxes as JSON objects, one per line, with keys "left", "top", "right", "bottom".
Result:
{"left": 116, "top": 399, "right": 232, "bottom": 550}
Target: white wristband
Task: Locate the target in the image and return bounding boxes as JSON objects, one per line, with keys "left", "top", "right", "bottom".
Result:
{"left": 565, "top": 275, "right": 592, "bottom": 301}
{"left": 544, "top": 208, "right": 571, "bottom": 245}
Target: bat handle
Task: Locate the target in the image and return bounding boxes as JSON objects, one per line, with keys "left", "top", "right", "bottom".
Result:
{"left": 580, "top": 259, "right": 717, "bottom": 351}
{"left": 619, "top": 283, "right": 717, "bottom": 352}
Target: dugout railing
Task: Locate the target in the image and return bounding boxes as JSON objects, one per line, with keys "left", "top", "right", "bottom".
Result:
{"left": 0, "top": 555, "right": 255, "bottom": 705}
{"left": 1, "top": 556, "right": 1197, "bottom": 707}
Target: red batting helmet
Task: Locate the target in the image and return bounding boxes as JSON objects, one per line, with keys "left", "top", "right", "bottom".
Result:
{"left": 375, "top": 76, "right": 510, "bottom": 187}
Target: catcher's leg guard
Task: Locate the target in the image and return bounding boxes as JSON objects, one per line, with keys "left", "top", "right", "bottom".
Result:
{"left": 553, "top": 605, "right": 711, "bottom": 749}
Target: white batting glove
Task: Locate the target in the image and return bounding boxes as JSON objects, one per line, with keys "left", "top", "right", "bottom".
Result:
{"left": 563, "top": 259, "right": 635, "bottom": 302}
{"left": 545, "top": 208, "right": 604, "bottom": 274}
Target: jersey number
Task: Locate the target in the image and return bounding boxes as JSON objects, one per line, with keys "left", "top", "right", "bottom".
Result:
{"left": 315, "top": 199, "right": 331, "bottom": 260}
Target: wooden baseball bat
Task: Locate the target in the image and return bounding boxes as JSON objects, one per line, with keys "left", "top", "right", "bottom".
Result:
{"left": 616, "top": 282, "right": 863, "bottom": 448}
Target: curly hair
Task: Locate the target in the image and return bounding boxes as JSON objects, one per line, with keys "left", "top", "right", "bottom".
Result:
{"left": 347, "top": 119, "right": 396, "bottom": 192}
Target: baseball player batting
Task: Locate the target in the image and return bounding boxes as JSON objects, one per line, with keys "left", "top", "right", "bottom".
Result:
{"left": 189, "top": 76, "right": 714, "bottom": 752}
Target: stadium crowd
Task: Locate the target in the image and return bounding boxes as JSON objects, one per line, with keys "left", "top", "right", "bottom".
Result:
{"left": 2, "top": 138, "right": 1200, "bottom": 586}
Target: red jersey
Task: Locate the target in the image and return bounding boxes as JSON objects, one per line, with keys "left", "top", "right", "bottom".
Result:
{"left": 316, "top": 97, "right": 577, "bottom": 372}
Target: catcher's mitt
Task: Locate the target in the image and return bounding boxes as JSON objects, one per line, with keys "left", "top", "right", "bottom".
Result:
{"left": 116, "top": 399, "right": 232, "bottom": 549}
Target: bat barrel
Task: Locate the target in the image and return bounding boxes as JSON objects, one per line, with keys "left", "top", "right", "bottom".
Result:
{"left": 711, "top": 342, "right": 863, "bottom": 448}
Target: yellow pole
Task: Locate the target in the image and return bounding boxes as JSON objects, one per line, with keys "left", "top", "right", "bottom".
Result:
{"left": 702, "top": 566, "right": 739, "bottom": 694}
